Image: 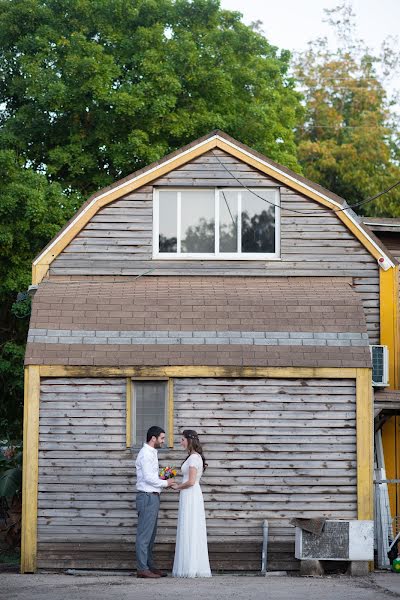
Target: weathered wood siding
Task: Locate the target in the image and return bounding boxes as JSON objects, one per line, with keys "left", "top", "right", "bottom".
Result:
{"left": 49, "top": 150, "right": 380, "bottom": 343}
{"left": 368, "top": 232, "right": 400, "bottom": 260}
{"left": 37, "top": 376, "right": 357, "bottom": 572}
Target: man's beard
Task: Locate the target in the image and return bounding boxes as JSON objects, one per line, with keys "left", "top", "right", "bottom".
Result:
{"left": 154, "top": 441, "right": 163, "bottom": 449}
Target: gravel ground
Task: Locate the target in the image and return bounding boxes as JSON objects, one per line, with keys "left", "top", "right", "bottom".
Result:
{"left": 0, "top": 572, "right": 399, "bottom": 600}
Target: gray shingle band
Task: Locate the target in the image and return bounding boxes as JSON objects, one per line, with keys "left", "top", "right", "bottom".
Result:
{"left": 28, "top": 329, "right": 369, "bottom": 347}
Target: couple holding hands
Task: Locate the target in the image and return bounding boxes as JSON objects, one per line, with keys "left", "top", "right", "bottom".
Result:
{"left": 135, "top": 425, "right": 212, "bottom": 579}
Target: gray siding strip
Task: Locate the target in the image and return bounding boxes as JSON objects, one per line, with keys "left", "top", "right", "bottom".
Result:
{"left": 29, "top": 328, "right": 369, "bottom": 347}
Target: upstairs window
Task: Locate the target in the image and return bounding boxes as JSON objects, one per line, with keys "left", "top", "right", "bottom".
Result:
{"left": 153, "top": 188, "right": 280, "bottom": 259}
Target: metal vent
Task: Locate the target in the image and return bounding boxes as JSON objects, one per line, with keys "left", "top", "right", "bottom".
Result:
{"left": 370, "top": 345, "right": 389, "bottom": 386}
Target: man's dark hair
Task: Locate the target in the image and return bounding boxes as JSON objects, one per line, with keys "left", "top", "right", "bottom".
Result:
{"left": 146, "top": 426, "right": 165, "bottom": 442}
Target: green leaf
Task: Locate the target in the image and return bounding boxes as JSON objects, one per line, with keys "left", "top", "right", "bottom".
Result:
{"left": 0, "top": 468, "right": 22, "bottom": 497}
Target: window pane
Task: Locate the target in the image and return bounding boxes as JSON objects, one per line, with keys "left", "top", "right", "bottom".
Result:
{"left": 219, "top": 190, "right": 238, "bottom": 252}
{"left": 241, "top": 190, "right": 276, "bottom": 253}
{"left": 159, "top": 191, "right": 177, "bottom": 253}
{"left": 181, "top": 190, "right": 215, "bottom": 253}
{"left": 134, "top": 382, "right": 167, "bottom": 445}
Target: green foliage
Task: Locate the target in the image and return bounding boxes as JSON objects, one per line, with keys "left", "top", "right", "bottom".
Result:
{"left": 0, "top": 149, "right": 77, "bottom": 439}
{"left": 0, "top": 0, "right": 303, "bottom": 440}
{"left": 0, "top": 148, "right": 78, "bottom": 299}
{"left": 0, "top": 0, "right": 302, "bottom": 197}
{"left": 294, "top": 3, "right": 400, "bottom": 216}
{"left": 0, "top": 341, "right": 25, "bottom": 440}
{"left": 0, "top": 445, "right": 22, "bottom": 498}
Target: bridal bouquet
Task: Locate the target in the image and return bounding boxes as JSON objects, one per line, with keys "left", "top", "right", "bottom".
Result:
{"left": 159, "top": 466, "right": 177, "bottom": 480}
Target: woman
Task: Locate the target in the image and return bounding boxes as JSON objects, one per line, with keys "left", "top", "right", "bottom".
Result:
{"left": 171, "top": 430, "right": 212, "bottom": 578}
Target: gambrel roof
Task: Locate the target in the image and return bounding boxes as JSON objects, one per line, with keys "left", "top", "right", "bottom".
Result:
{"left": 32, "top": 130, "right": 396, "bottom": 284}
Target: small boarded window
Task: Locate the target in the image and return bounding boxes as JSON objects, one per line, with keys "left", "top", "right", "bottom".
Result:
{"left": 132, "top": 381, "right": 168, "bottom": 446}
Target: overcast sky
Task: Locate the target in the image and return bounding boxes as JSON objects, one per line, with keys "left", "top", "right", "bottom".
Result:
{"left": 220, "top": 0, "right": 400, "bottom": 56}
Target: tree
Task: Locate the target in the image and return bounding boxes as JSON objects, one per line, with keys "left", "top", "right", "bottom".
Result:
{"left": 0, "top": 147, "right": 77, "bottom": 439}
{"left": 293, "top": 2, "right": 400, "bottom": 216}
{"left": 0, "top": 0, "right": 303, "bottom": 198}
{"left": 0, "top": 0, "right": 303, "bottom": 439}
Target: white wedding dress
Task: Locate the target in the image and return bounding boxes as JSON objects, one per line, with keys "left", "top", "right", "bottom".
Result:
{"left": 172, "top": 453, "right": 212, "bottom": 577}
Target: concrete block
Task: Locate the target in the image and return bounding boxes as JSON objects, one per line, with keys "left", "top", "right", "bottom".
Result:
{"left": 290, "top": 332, "right": 313, "bottom": 339}
{"left": 266, "top": 331, "right": 289, "bottom": 338}
{"left": 347, "top": 561, "right": 369, "bottom": 577}
{"left": 59, "top": 336, "right": 82, "bottom": 344}
{"left": 83, "top": 337, "right": 107, "bottom": 344}
{"left": 206, "top": 337, "right": 230, "bottom": 344}
{"left": 300, "top": 560, "right": 324, "bottom": 577}
{"left": 338, "top": 332, "right": 360, "bottom": 340}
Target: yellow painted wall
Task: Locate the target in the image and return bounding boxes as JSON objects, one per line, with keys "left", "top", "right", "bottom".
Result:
{"left": 380, "top": 265, "right": 400, "bottom": 525}
{"left": 382, "top": 417, "right": 400, "bottom": 527}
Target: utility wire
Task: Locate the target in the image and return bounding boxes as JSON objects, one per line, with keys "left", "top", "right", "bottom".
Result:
{"left": 211, "top": 151, "right": 400, "bottom": 216}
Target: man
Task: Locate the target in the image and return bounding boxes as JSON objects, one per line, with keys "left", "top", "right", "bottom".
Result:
{"left": 135, "top": 425, "right": 175, "bottom": 579}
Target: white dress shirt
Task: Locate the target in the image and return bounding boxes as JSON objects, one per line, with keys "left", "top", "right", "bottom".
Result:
{"left": 135, "top": 443, "right": 168, "bottom": 493}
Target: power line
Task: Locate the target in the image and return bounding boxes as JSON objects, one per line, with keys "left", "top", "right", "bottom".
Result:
{"left": 211, "top": 151, "right": 400, "bottom": 216}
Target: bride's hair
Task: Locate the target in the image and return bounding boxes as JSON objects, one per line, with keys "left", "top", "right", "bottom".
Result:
{"left": 182, "top": 429, "right": 208, "bottom": 472}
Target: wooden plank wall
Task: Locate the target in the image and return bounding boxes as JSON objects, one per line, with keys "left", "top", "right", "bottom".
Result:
{"left": 49, "top": 150, "right": 380, "bottom": 343}
{"left": 37, "top": 376, "right": 357, "bottom": 572}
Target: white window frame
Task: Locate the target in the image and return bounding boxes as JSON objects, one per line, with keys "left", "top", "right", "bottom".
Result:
{"left": 153, "top": 187, "right": 281, "bottom": 260}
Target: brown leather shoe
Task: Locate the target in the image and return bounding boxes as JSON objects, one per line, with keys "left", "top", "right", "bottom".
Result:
{"left": 150, "top": 568, "right": 167, "bottom": 577}
{"left": 137, "top": 570, "right": 161, "bottom": 579}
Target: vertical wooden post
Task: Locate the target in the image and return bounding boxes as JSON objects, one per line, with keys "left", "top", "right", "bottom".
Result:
{"left": 356, "top": 368, "right": 374, "bottom": 521}
{"left": 20, "top": 365, "right": 40, "bottom": 573}
{"left": 168, "top": 378, "right": 174, "bottom": 447}
{"left": 126, "top": 378, "right": 132, "bottom": 448}
{"left": 380, "top": 265, "right": 399, "bottom": 389}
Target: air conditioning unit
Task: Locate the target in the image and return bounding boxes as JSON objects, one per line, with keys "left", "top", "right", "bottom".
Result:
{"left": 295, "top": 520, "right": 374, "bottom": 561}
{"left": 370, "top": 345, "right": 389, "bottom": 387}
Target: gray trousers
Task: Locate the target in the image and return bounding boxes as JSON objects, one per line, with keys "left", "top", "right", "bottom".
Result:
{"left": 136, "top": 491, "right": 160, "bottom": 571}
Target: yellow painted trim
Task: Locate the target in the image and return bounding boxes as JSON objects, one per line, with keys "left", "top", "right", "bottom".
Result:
{"left": 32, "top": 263, "right": 49, "bottom": 285}
{"left": 168, "top": 378, "right": 174, "bottom": 448}
{"left": 380, "top": 265, "right": 399, "bottom": 388}
{"left": 20, "top": 365, "right": 40, "bottom": 573}
{"left": 381, "top": 417, "right": 398, "bottom": 520}
{"left": 38, "top": 365, "right": 358, "bottom": 379}
{"left": 126, "top": 378, "right": 132, "bottom": 448}
{"left": 20, "top": 367, "right": 29, "bottom": 573}
{"left": 127, "top": 378, "right": 172, "bottom": 447}
{"left": 356, "top": 368, "right": 374, "bottom": 520}
{"left": 31, "top": 136, "right": 391, "bottom": 285}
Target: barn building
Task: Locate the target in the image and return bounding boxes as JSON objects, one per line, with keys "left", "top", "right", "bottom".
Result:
{"left": 21, "top": 131, "right": 399, "bottom": 573}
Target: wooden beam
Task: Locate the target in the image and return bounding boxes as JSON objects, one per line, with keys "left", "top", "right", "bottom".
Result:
{"left": 20, "top": 365, "right": 40, "bottom": 573}
{"left": 380, "top": 265, "right": 399, "bottom": 388}
{"left": 125, "top": 378, "right": 132, "bottom": 448}
{"left": 168, "top": 378, "right": 174, "bottom": 448}
{"left": 356, "top": 368, "right": 373, "bottom": 520}
{"left": 38, "top": 365, "right": 358, "bottom": 379}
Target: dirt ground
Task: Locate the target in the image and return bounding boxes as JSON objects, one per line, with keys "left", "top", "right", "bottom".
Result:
{"left": 1, "top": 572, "right": 399, "bottom": 600}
